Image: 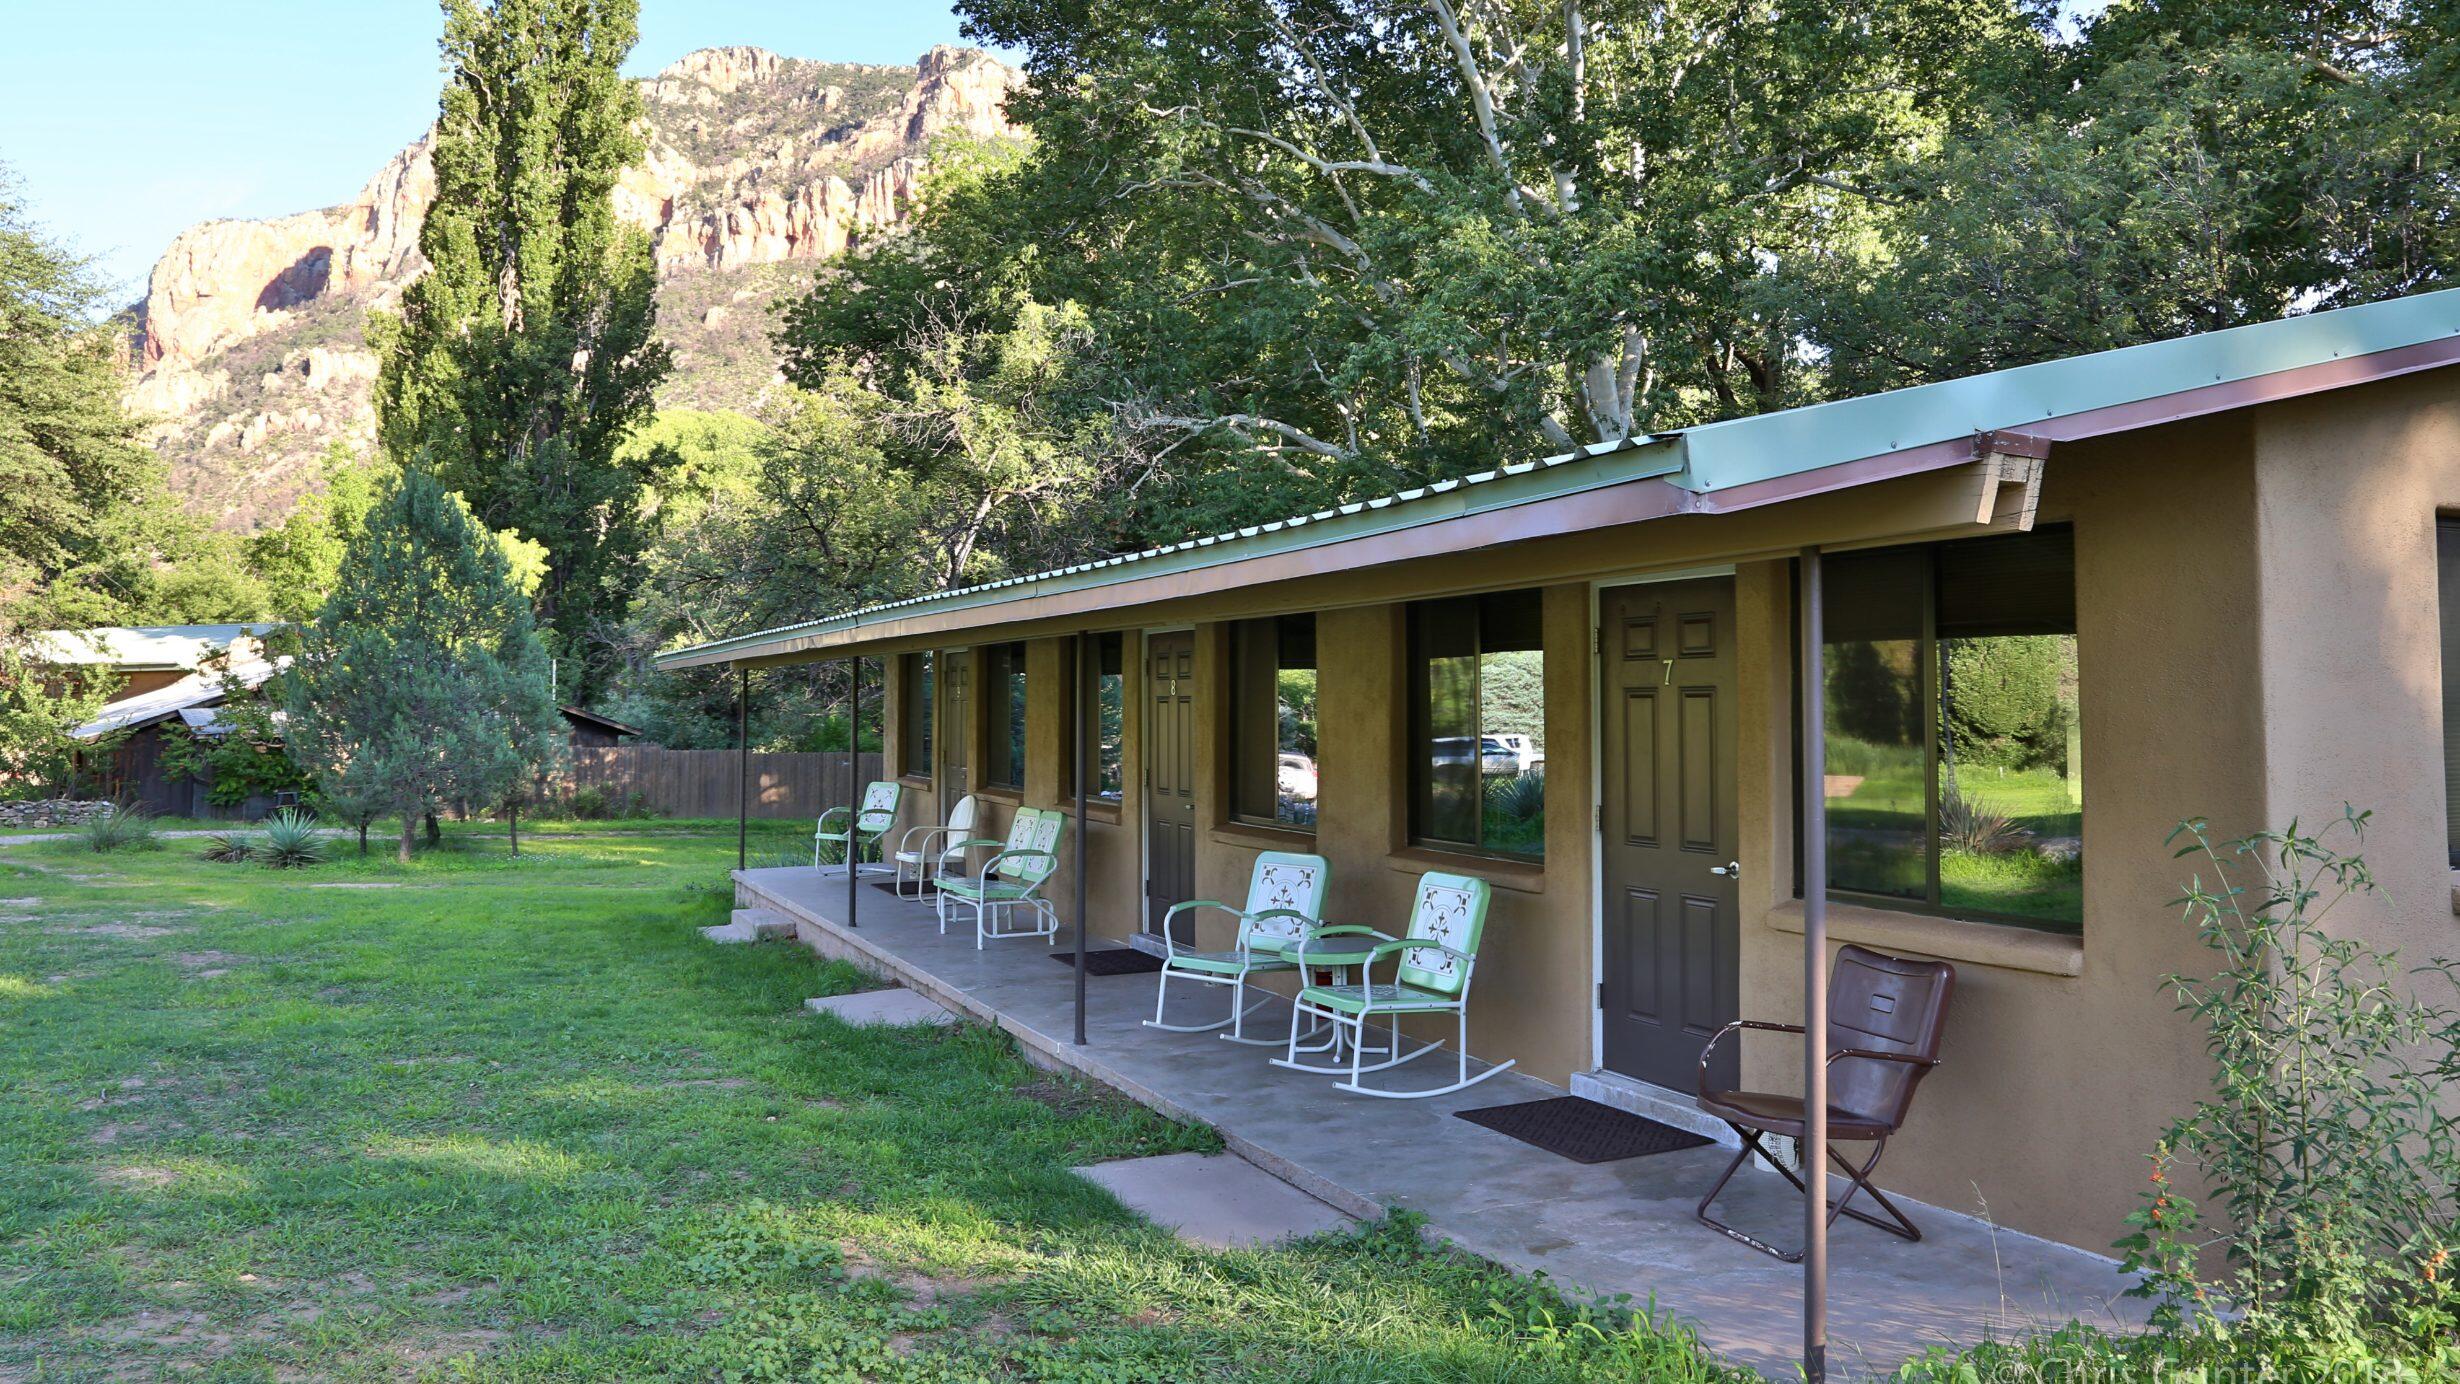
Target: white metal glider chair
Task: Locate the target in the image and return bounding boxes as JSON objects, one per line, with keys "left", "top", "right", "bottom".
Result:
{"left": 891, "top": 792, "right": 979, "bottom": 895}
{"left": 814, "top": 780, "right": 904, "bottom": 877}
{"left": 1145, "top": 850, "right": 1330, "bottom": 1045}
{"left": 1271, "top": 870, "right": 1515, "bottom": 1098}
{"left": 935, "top": 808, "right": 1067, "bottom": 948}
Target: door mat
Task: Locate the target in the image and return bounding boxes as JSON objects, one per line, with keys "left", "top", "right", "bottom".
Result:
{"left": 1455, "top": 1096, "right": 1713, "bottom": 1164}
{"left": 1049, "top": 948, "right": 1165, "bottom": 976}
{"left": 869, "top": 880, "right": 941, "bottom": 898}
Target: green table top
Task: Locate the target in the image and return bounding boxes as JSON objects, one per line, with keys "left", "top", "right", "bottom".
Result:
{"left": 1275, "top": 932, "right": 1393, "bottom": 967}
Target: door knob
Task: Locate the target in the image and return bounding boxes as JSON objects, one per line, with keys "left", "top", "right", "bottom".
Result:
{"left": 1709, "top": 860, "right": 1739, "bottom": 879}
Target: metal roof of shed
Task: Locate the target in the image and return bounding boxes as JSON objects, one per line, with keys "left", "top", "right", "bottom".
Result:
{"left": 656, "top": 286, "right": 2460, "bottom": 669}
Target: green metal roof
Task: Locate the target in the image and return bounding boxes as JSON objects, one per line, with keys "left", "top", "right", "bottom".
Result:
{"left": 657, "top": 286, "right": 2460, "bottom": 668}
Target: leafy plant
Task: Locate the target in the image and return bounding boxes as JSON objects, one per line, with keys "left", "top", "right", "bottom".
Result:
{"left": 199, "top": 831, "right": 257, "bottom": 864}
{"left": 249, "top": 809, "right": 327, "bottom": 870}
{"left": 80, "top": 805, "right": 155, "bottom": 853}
{"left": 2115, "top": 809, "right": 2460, "bottom": 1366}
{"left": 1938, "top": 790, "right": 2031, "bottom": 856}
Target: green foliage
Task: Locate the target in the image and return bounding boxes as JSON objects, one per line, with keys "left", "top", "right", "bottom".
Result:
{"left": 198, "top": 830, "right": 256, "bottom": 864}
{"left": 1936, "top": 790, "right": 2030, "bottom": 857}
{"left": 249, "top": 808, "right": 328, "bottom": 869}
{"left": 78, "top": 806, "right": 154, "bottom": 854}
{"left": 283, "top": 468, "right": 563, "bottom": 862}
{"left": 375, "top": 0, "right": 670, "bottom": 702}
{"left": 0, "top": 640, "right": 111, "bottom": 800}
{"left": 1815, "top": 2, "right": 2460, "bottom": 396}
{"left": 1941, "top": 635, "right": 2072, "bottom": 773}
{"left": 155, "top": 693, "right": 310, "bottom": 808}
{"left": 2110, "top": 810, "right": 2460, "bottom": 1369}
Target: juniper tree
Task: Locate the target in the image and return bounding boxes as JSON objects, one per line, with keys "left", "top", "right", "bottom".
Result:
{"left": 283, "top": 469, "right": 562, "bottom": 863}
{"left": 374, "top": 0, "right": 670, "bottom": 703}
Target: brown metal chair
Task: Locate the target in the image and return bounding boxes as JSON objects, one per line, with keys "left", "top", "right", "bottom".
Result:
{"left": 1693, "top": 944, "right": 1955, "bottom": 1262}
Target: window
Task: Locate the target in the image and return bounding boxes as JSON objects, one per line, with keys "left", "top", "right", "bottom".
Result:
{"left": 1408, "top": 590, "right": 1547, "bottom": 859}
{"left": 900, "top": 652, "right": 932, "bottom": 779}
{"left": 2440, "top": 519, "right": 2460, "bottom": 867}
{"left": 1815, "top": 525, "right": 2082, "bottom": 932}
{"left": 1231, "top": 615, "right": 1318, "bottom": 829}
{"left": 1072, "top": 632, "right": 1126, "bottom": 802}
{"left": 985, "top": 641, "right": 1026, "bottom": 790}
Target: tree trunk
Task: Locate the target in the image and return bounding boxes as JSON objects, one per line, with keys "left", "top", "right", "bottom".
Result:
{"left": 398, "top": 813, "right": 416, "bottom": 865}
{"left": 424, "top": 812, "right": 442, "bottom": 846}
{"left": 357, "top": 822, "right": 369, "bottom": 856}
{"left": 509, "top": 800, "right": 520, "bottom": 858}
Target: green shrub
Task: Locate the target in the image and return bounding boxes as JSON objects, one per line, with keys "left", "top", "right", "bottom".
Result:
{"left": 1938, "top": 790, "right": 2030, "bottom": 855}
{"left": 81, "top": 806, "right": 156, "bottom": 853}
{"left": 200, "top": 831, "right": 258, "bottom": 863}
{"left": 567, "top": 786, "right": 612, "bottom": 819}
{"left": 249, "top": 809, "right": 328, "bottom": 869}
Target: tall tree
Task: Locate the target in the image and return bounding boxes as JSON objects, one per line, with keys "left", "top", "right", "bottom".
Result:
{"left": 283, "top": 468, "right": 561, "bottom": 863}
{"left": 951, "top": 0, "right": 2045, "bottom": 486}
{"left": 0, "top": 165, "right": 161, "bottom": 635}
{"left": 374, "top": 0, "right": 670, "bottom": 703}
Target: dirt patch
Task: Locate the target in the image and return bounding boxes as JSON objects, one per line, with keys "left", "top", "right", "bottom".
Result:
{"left": 97, "top": 1164, "right": 182, "bottom": 1192}
{"left": 174, "top": 950, "right": 247, "bottom": 978}
{"left": 89, "top": 1122, "right": 150, "bottom": 1146}
{"left": 662, "top": 1077, "right": 752, "bottom": 1090}
{"left": 308, "top": 882, "right": 411, "bottom": 890}
{"left": 844, "top": 1249, "right": 1005, "bottom": 1307}
{"left": 1013, "top": 1077, "right": 1109, "bottom": 1118}
{"left": 51, "top": 921, "right": 188, "bottom": 940}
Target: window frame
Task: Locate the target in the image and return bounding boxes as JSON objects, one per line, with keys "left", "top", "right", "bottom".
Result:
{"left": 983, "top": 641, "right": 1027, "bottom": 791}
{"left": 1405, "top": 589, "right": 1548, "bottom": 862}
{"left": 2439, "top": 517, "right": 2460, "bottom": 869}
{"left": 1228, "top": 614, "right": 1319, "bottom": 832}
{"left": 1068, "top": 631, "right": 1127, "bottom": 804}
{"left": 1795, "top": 525, "right": 2084, "bottom": 934}
{"left": 899, "top": 651, "right": 933, "bottom": 781}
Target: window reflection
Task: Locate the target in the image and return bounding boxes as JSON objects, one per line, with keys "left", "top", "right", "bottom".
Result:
{"left": 1410, "top": 590, "right": 1546, "bottom": 859}
{"left": 1233, "top": 616, "right": 1318, "bottom": 828}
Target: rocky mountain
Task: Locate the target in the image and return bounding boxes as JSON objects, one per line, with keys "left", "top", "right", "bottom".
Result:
{"left": 126, "top": 45, "right": 1022, "bottom": 529}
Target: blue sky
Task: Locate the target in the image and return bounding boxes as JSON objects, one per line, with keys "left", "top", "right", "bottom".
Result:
{"left": 0, "top": 2, "right": 990, "bottom": 302}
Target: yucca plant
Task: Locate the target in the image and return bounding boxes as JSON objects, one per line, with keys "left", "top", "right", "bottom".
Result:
{"left": 250, "top": 809, "right": 328, "bottom": 870}
{"left": 81, "top": 805, "right": 156, "bottom": 853}
{"left": 1940, "top": 789, "right": 2031, "bottom": 856}
{"left": 199, "top": 831, "right": 258, "bottom": 863}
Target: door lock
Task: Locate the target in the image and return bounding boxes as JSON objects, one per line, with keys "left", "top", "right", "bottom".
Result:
{"left": 1709, "top": 860, "right": 1740, "bottom": 879}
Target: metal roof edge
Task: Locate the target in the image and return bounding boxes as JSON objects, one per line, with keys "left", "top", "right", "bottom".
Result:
{"left": 653, "top": 286, "right": 2460, "bottom": 669}
{"left": 1673, "top": 286, "right": 2460, "bottom": 492}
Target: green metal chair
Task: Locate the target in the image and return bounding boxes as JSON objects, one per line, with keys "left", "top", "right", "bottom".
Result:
{"left": 1272, "top": 870, "right": 1516, "bottom": 1098}
{"left": 1146, "top": 850, "right": 1331, "bottom": 1045}
{"left": 936, "top": 807, "right": 1066, "bottom": 949}
{"left": 814, "top": 780, "right": 904, "bottom": 876}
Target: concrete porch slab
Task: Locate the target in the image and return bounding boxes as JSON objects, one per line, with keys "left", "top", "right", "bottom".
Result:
{"left": 1075, "top": 1151, "right": 1353, "bottom": 1249}
{"left": 737, "top": 865, "right": 2149, "bottom": 1379}
{"left": 803, "top": 987, "right": 957, "bottom": 1026}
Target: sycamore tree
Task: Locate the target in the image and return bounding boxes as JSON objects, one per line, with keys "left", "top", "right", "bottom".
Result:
{"left": 951, "top": 0, "right": 2044, "bottom": 480}
{"left": 283, "top": 468, "right": 561, "bottom": 863}
{"left": 1806, "top": 0, "right": 2460, "bottom": 395}
{"left": 374, "top": 0, "right": 670, "bottom": 704}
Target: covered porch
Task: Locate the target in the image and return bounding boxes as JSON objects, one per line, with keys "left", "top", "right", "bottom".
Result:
{"left": 735, "top": 862, "right": 2147, "bottom": 1379}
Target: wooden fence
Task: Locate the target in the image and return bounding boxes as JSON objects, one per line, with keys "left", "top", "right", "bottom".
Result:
{"left": 567, "top": 747, "right": 886, "bottom": 821}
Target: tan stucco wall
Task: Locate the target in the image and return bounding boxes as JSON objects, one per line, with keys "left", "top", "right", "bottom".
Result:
{"left": 2250, "top": 372, "right": 2460, "bottom": 961}
{"left": 1736, "top": 414, "right": 2275, "bottom": 1249}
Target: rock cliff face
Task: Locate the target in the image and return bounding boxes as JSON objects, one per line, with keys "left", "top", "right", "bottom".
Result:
{"left": 129, "top": 45, "right": 1021, "bottom": 528}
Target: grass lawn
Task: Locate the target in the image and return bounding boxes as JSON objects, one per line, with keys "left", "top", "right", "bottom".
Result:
{"left": 0, "top": 819, "right": 1742, "bottom": 1381}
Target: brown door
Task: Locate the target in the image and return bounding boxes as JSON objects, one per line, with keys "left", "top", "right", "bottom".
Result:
{"left": 1144, "top": 631, "right": 1197, "bottom": 936}
{"left": 1600, "top": 578, "right": 1741, "bottom": 1091}
{"left": 938, "top": 649, "right": 970, "bottom": 803}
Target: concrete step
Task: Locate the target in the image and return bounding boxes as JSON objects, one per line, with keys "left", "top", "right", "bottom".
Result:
{"left": 699, "top": 906, "right": 796, "bottom": 945}
{"left": 1568, "top": 1068, "right": 1742, "bottom": 1148}
{"left": 1074, "top": 1151, "right": 1351, "bottom": 1249}
{"left": 804, "top": 987, "right": 957, "bottom": 1026}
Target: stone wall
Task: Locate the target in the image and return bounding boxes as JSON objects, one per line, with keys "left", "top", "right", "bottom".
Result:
{"left": 0, "top": 800, "right": 116, "bottom": 830}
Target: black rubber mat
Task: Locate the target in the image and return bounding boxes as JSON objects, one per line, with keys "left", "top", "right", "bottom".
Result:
{"left": 1455, "top": 1096, "right": 1713, "bottom": 1164}
{"left": 869, "top": 879, "right": 941, "bottom": 898}
{"left": 1048, "top": 948, "right": 1165, "bottom": 976}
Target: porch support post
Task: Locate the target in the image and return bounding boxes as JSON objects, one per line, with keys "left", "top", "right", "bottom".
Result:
{"left": 735, "top": 663, "right": 749, "bottom": 872}
{"left": 845, "top": 656, "right": 860, "bottom": 930}
{"left": 1798, "top": 546, "right": 1830, "bottom": 1384}
{"left": 1072, "top": 633, "right": 1089, "bottom": 1046}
